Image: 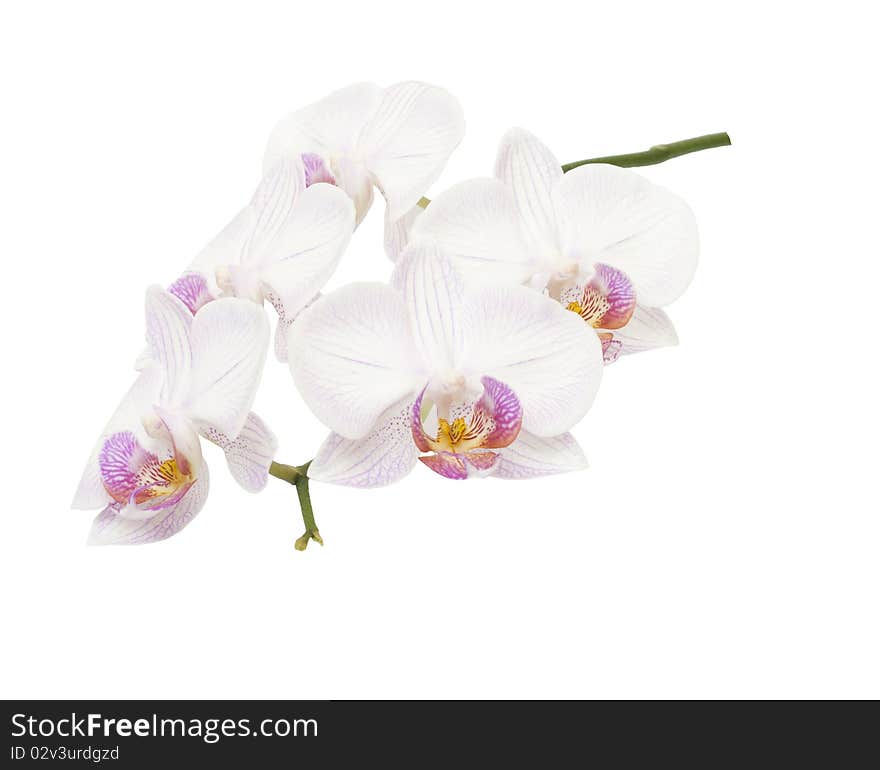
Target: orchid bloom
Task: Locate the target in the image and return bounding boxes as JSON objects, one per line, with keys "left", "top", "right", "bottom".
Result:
{"left": 72, "top": 282, "right": 272, "bottom": 544}
{"left": 288, "top": 244, "right": 603, "bottom": 486}
{"left": 263, "top": 81, "right": 465, "bottom": 232}
{"left": 408, "top": 128, "right": 698, "bottom": 363}
{"left": 190, "top": 157, "right": 355, "bottom": 360}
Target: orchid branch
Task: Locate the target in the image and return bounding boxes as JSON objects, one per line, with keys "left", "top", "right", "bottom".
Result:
{"left": 268, "top": 460, "right": 323, "bottom": 550}
{"left": 561, "top": 132, "right": 731, "bottom": 172}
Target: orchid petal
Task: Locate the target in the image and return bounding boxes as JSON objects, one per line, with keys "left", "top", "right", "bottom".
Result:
{"left": 554, "top": 163, "right": 698, "bottom": 307}
{"left": 289, "top": 283, "right": 423, "bottom": 440}
{"left": 168, "top": 272, "right": 214, "bottom": 315}
{"left": 410, "top": 178, "right": 534, "bottom": 285}
{"left": 258, "top": 182, "right": 355, "bottom": 331}
{"left": 384, "top": 204, "right": 424, "bottom": 262}
{"left": 245, "top": 157, "right": 307, "bottom": 262}
{"left": 263, "top": 83, "right": 384, "bottom": 172}
{"left": 419, "top": 452, "right": 468, "bottom": 480}
{"left": 463, "top": 451, "right": 498, "bottom": 475}
{"left": 462, "top": 285, "right": 603, "bottom": 437}
{"left": 202, "top": 411, "right": 277, "bottom": 493}
{"left": 393, "top": 242, "right": 465, "bottom": 371}
{"left": 144, "top": 286, "right": 192, "bottom": 408}
{"left": 189, "top": 207, "right": 257, "bottom": 291}
{"left": 609, "top": 305, "right": 679, "bottom": 356}
{"left": 494, "top": 127, "right": 563, "bottom": 253}
{"left": 494, "top": 431, "right": 587, "bottom": 479}
{"left": 87, "top": 464, "right": 209, "bottom": 546}
{"left": 309, "top": 399, "right": 419, "bottom": 488}
{"left": 184, "top": 298, "right": 269, "bottom": 438}
{"left": 358, "top": 81, "right": 465, "bottom": 221}
{"left": 475, "top": 376, "right": 523, "bottom": 449}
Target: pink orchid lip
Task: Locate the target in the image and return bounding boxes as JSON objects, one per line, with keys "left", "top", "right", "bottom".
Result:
{"left": 98, "top": 430, "right": 196, "bottom": 513}
{"left": 301, "top": 152, "right": 337, "bottom": 187}
{"left": 411, "top": 376, "right": 523, "bottom": 479}
{"left": 564, "top": 263, "right": 636, "bottom": 331}
{"left": 168, "top": 272, "right": 214, "bottom": 315}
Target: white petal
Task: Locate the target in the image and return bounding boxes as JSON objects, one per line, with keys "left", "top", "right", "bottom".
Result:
{"left": 392, "top": 242, "right": 465, "bottom": 371}
{"left": 462, "top": 285, "right": 603, "bottom": 437}
{"left": 144, "top": 286, "right": 192, "bottom": 407}
{"left": 384, "top": 203, "right": 425, "bottom": 262}
{"left": 289, "top": 283, "right": 423, "bottom": 439}
{"left": 358, "top": 81, "right": 465, "bottom": 221}
{"left": 87, "top": 464, "right": 209, "bottom": 546}
{"left": 613, "top": 304, "right": 679, "bottom": 355}
{"left": 189, "top": 207, "right": 256, "bottom": 292}
{"left": 202, "top": 411, "right": 277, "bottom": 493}
{"left": 245, "top": 157, "right": 307, "bottom": 262}
{"left": 554, "top": 164, "right": 699, "bottom": 307}
{"left": 258, "top": 182, "right": 355, "bottom": 325}
{"left": 308, "top": 399, "right": 418, "bottom": 488}
{"left": 494, "top": 127, "right": 563, "bottom": 253}
{"left": 263, "top": 82, "right": 384, "bottom": 171}
{"left": 410, "top": 177, "right": 534, "bottom": 285}
{"left": 494, "top": 430, "right": 587, "bottom": 479}
{"left": 184, "top": 298, "right": 269, "bottom": 438}
{"left": 71, "top": 366, "right": 164, "bottom": 510}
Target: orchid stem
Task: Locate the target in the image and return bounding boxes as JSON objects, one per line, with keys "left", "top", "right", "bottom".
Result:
{"left": 561, "top": 132, "right": 731, "bottom": 172}
{"left": 268, "top": 460, "right": 323, "bottom": 551}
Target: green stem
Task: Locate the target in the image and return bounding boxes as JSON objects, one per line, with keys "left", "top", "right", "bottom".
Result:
{"left": 561, "top": 132, "right": 731, "bottom": 172}
{"left": 269, "top": 460, "right": 323, "bottom": 550}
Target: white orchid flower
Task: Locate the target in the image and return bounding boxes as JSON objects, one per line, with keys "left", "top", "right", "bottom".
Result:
{"left": 263, "top": 82, "right": 465, "bottom": 228}
{"left": 287, "top": 244, "right": 603, "bottom": 487}
{"left": 409, "top": 127, "right": 696, "bottom": 363}
{"left": 72, "top": 283, "right": 272, "bottom": 545}
{"left": 190, "top": 157, "right": 355, "bottom": 361}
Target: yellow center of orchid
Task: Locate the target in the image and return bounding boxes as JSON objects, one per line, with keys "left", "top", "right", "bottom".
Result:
{"left": 433, "top": 413, "right": 493, "bottom": 454}
{"left": 566, "top": 288, "right": 610, "bottom": 328}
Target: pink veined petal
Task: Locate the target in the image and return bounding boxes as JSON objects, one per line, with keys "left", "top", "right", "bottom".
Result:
{"left": 474, "top": 376, "right": 523, "bottom": 449}
{"left": 592, "top": 263, "right": 636, "bottom": 329}
{"left": 309, "top": 399, "right": 419, "bottom": 488}
{"left": 553, "top": 163, "right": 699, "bottom": 307}
{"left": 88, "top": 464, "right": 210, "bottom": 546}
{"left": 392, "top": 242, "right": 465, "bottom": 371}
{"left": 494, "top": 127, "right": 563, "bottom": 253}
{"left": 168, "top": 272, "right": 214, "bottom": 315}
{"left": 599, "top": 333, "right": 623, "bottom": 365}
{"left": 610, "top": 304, "right": 679, "bottom": 356}
{"left": 301, "top": 152, "right": 336, "bottom": 186}
{"left": 184, "top": 298, "right": 269, "bottom": 439}
{"left": 288, "top": 283, "right": 424, "bottom": 440}
{"left": 201, "top": 411, "right": 278, "bottom": 493}
{"left": 98, "top": 431, "right": 155, "bottom": 505}
{"left": 144, "top": 286, "right": 193, "bottom": 408}
{"left": 409, "top": 178, "right": 535, "bottom": 285}
{"left": 410, "top": 385, "right": 432, "bottom": 452}
{"left": 463, "top": 451, "right": 499, "bottom": 474}
{"left": 494, "top": 431, "right": 587, "bottom": 480}
{"left": 419, "top": 451, "right": 468, "bottom": 480}
{"left": 358, "top": 81, "right": 465, "bottom": 221}
{"left": 263, "top": 83, "right": 384, "bottom": 172}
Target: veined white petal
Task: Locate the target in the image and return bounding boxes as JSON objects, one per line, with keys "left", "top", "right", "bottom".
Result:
{"left": 612, "top": 304, "right": 679, "bottom": 356}
{"left": 309, "top": 399, "right": 418, "bottom": 488}
{"left": 392, "top": 242, "right": 465, "bottom": 371}
{"left": 87, "top": 463, "right": 209, "bottom": 546}
{"left": 384, "top": 203, "right": 424, "bottom": 262}
{"left": 144, "top": 286, "right": 192, "bottom": 408}
{"left": 462, "top": 285, "right": 603, "bottom": 437}
{"left": 245, "top": 157, "right": 307, "bottom": 263}
{"left": 72, "top": 366, "right": 164, "bottom": 510}
{"left": 554, "top": 163, "right": 699, "bottom": 307}
{"left": 202, "top": 411, "right": 277, "bottom": 493}
{"left": 494, "top": 127, "right": 563, "bottom": 253}
{"left": 184, "top": 298, "right": 269, "bottom": 438}
{"left": 410, "top": 177, "right": 535, "bottom": 285}
{"left": 258, "top": 182, "right": 355, "bottom": 325}
{"left": 494, "top": 430, "right": 587, "bottom": 479}
{"left": 288, "top": 283, "right": 423, "bottom": 440}
{"left": 189, "top": 207, "right": 257, "bottom": 293}
{"left": 332, "top": 155, "right": 375, "bottom": 226}
{"left": 358, "top": 81, "right": 465, "bottom": 221}
{"left": 263, "top": 82, "right": 384, "bottom": 172}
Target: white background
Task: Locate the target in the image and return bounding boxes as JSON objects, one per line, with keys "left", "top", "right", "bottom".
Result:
{"left": 1, "top": 0, "right": 877, "bottom": 699}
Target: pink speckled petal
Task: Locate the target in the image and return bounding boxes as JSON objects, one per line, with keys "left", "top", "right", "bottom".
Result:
{"left": 168, "top": 272, "right": 214, "bottom": 315}
{"left": 474, "top": 376, "right": 522, "bottom": 449}
{"left": 463, "top": 451, "right": 498, "bottom": 474}
{"left": 202, "top": 411, "right": 278, "bottom": 493}
{"left": 301, "top": 152, "right": 336, "bottom": 186}
{"left": 410, "top": 385, "right": 432, "bottom": 452}
{"left": 98, "top": 431, "right": 153, "bottom": 505}
{"left": 599, "top": 333, "right": 623, "bottom": 364}
{"left": 592, "top": 263, "right": 636, "bottom": 330}
{"left": 419, "top": 451, "right": 468, "bottom": 480}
